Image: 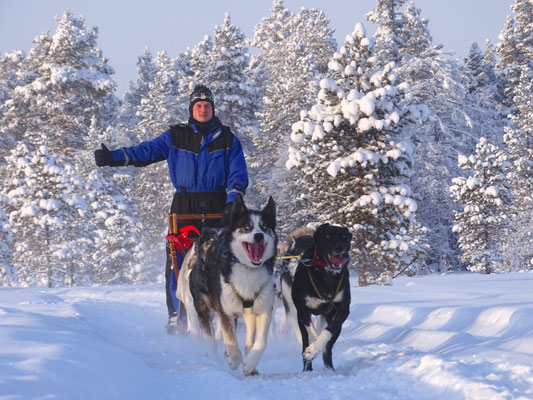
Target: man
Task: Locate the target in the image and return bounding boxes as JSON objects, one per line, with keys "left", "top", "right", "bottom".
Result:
{"left": 94, "top": 84, "right": 248, "bottom": 333}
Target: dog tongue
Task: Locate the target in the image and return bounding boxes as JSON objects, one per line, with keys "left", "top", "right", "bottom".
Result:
{"left": 244, "top": 242, "right": 266, "bottom": 264}
{"left": 330, "top": 255, "right": 348, "bottom": 267}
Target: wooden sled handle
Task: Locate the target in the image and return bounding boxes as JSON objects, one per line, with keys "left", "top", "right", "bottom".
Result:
{"left": 168, "top": 213, "right": 223, "bottom": 221}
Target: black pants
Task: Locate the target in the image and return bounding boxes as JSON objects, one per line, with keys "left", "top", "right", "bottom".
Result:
{"left": 165, "top": 190, "right": 226, "bottom": 316}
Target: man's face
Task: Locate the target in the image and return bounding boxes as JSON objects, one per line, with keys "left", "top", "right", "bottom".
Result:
{"left": 192, "top": 101, "right": 213, "bottom": 123}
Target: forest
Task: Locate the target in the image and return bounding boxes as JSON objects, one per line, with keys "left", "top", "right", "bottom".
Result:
{"left": 0, "top": 0, "right": 531, "bottom": 287}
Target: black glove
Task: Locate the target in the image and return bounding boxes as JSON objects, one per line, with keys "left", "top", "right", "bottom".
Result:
{"left": 94, "top": 143, "right": 113, "bottom": 167}
{"left": 221, "top": 201, "right": 233, "bottom": 226}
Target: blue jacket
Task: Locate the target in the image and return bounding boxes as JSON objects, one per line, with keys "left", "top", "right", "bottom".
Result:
{"left": 110, "top": 118, "right": 248, "bottom": 203}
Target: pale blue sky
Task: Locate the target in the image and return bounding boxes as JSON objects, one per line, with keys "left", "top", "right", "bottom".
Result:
{"left": 0, "top": 0, "right": 513, "bottom": 96}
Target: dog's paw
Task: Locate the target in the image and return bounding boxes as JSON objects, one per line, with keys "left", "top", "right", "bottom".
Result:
{"left": 303, "top": 342, "right": 321, "bottom": 360}
{"left": 242, "top": 349, "right": 261, "bottom": 375}
{"left": 303, "top": 330, "right": 332, "bottom": 360}
{"left": 244, "top": 367, "right": 259, "bottom": 377}
{"left": 224, "top": 345, "right": 242, "bottom": 370}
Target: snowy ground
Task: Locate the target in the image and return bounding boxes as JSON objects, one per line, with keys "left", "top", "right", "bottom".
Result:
{"left": 1, "top": 272, "right": 533, "bottom": 400}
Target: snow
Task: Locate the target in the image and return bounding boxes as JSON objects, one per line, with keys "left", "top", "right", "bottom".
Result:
{"left": 2, "top": 272, "right": 533, "bottom": 400}
{"left": 485, "top": 186, "right": 500, "bottom": 197}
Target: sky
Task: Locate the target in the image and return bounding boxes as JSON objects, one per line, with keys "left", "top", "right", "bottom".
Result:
{"left": 0, "top": 0, "right": 514, "bottom": 96}
{"left": 1, "top": 271, "right": 533, "bottom": 399}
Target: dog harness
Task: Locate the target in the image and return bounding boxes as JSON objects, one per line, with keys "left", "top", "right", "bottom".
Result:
{"left": 299, "top": 249, "right": 329, "bottom": 268}
{"left": 307, "top": 267, "right": 346, "bottom": 306}
{"left": 229, "top": 281, "right": 268, "bottom": 309}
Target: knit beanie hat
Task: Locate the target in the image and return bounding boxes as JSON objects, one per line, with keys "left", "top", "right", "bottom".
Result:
{"left": 189, "top": 84, "right": 215, "bottom": 117}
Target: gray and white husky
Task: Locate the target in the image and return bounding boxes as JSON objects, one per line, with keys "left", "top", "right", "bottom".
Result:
{"left": 188, "top": 195, "right": 277, "bottom": 376}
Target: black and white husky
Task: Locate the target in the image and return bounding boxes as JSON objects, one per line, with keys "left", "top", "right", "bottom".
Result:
{"left": 291, "top": 223, "right": 352, "bottom": 372}
{"left": 189, "top": 195, "right": 277, "bottom": 376}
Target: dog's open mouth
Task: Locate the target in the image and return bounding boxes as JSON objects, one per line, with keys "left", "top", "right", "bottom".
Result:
{"left": 243, "top": 242, "right": 267, "bottom": 265}
{"left": 328, "top": 254, "right": 349, "bottom": 268}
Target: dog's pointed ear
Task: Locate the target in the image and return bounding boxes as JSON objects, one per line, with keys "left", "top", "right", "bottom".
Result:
{"left": 229, "top": 194, "right": 246, "bottom": 226}
{"left": 261, "top": 196, "right": 276, "bottom": 230}
{"left": 314, "top": 223, "right": 330, "bottom": 240}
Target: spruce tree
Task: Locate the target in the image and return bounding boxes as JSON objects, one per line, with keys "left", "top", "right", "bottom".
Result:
{"left": 387, "top": 1, "right": 504, "bottom": 271}
{"left": 174, "top": 48, "right": 193, "bottom": 118}
{"left": 251, "top": 2, "right": 335, "bottom": 221}
{"left": 464, "top": 42, "right": 485, "bottom": 93}
{"left": 398, "top": 1, "right": 432, "bottom": 60}
{"left": 450, "top": 138, "right": 512, "bottom": 273}
{"left": 208, "top": 13, "right": 259, "bottom": 153}
{"left": 365, "top": 0, "right": 408, "bottom": 66}
{"left": 496, "top": 0, "right": 533, "bottom": 110}
{"left": 0, "top": 201, "right": 15, "bottom": 286}
{"left": 482, "top": 39, "right": 506, "bottom": 106}
{"left": 287, "top": 23, "right": 424, "bottom": 285}
{"left": 189, "top": 35, "right": 213, "bottom": 88}
{"left": 1, "top": 144, "right": 88, "bottom": 286}
{"left": 0, "top": 50, "right": 26, "bottom": 155}
{"left": 83, "top": 121, "right": 154, "bottom": 284}
{"left": 465, "top": 41, "right": 506, "bottom": 112}
{"left": 293, "top": 7, "right": 337, "bottom": 76}
{"left": 21, "top": 10, "right": 118, "bottom": 151}
{"left": 503, "top": 64, "right": 533, "bottom": 270}
{"left": 118, "top": 47, "right": 157, "bottom": 140}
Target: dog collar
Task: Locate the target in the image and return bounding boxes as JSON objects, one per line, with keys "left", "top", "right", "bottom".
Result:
{"left": 231, "top": 255, "right": 273, "bottom": 275}
{"left": 312, "top": 248, "right": 328, "bottom": 267}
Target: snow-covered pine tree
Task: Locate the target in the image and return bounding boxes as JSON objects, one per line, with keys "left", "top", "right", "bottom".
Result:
{"left": 496, "top": 0, "right": 532, "bottom": 111}
{"left": 482, "top": 39, "right": 506, "bottom": 106}
{"left": 0, "top": 200, "right": 16, "bottom": 286}
{"left": 450, "top": 138, "right": 512, "bottom": 274}
{"left": 208, "top": 13, "right": 259, "bottom": 154}
{"left": 0, "top": 38, "right": 48, "bottom": 155}
{"left": 397, "top": 1, "right": 433, "bottom": 60}
{"left": 251, "top": 2, "right": 335, "bottom": 222}
{"left": 253, "top": 36, "right": 319, "bottom": 216}
{"left": 388, "top": 0, "right": 504, "bottom": 271}
{"left": 464, "top": 42, "right": 485, "bottom": 93}
{"left": 249, "top": 0, "right": 294, "bottom": 103}
{"left": 398, "top": 50, "right": 489, "bottom": 270}
{"left": 117, "top": 47, "right": 158, "bottom": 141}
{"left": 365, "top": 0, "right": 408, "bottom": 67}
{"left": 1, "top": 143, "right": 88, "bottom": 286}
{"left": 0, "top": 50, "right": 26, "bottom": 156}
{"left": 464, "top": 41, "right": 506, "bottom": 117}
{"left": 0, "top": 11, "right": 131, "bottom": 286}
{"left": 188, "top": 35, "right": 213, "bottom": 88}
{"left": 84, "top": 167, "right": 152, "bottom": 284}
{"left": 502, "top": 64, "right": 533, "bottom": 271}
{"left": 250, "top": 0, "right": 293, "bottom": 54}
{"left": 82, "top": 120, "right": 155, "bottom": 284}
{"left": 136, "top": 51, "right": 183, "bottom": 129}
{"left": 287, "top": 23, "right": 424, "bottom": 285}
{"left": 174, "top": 48, "right": 193, "bottom": 119}
{"left": 18, "top": 10, "right": 118, "bottom": 152}
{"left": 292, "top": 7, "right": 337, "bottom": 76}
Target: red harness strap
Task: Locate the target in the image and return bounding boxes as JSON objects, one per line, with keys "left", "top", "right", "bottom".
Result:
{"left": 312, "top": 248, "right": 328, "bottom": 267}
{"left": 166, "top": 225, "right": 200, "bottom": 255}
